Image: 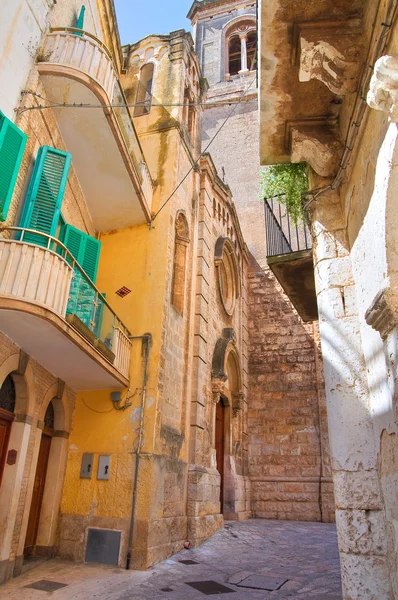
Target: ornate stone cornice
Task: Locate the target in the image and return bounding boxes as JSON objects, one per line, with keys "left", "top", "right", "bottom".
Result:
{"left": 365, "top": 288, "right": 398, "bottom": 340}
{"left": 367, "top": 55, "right": 398, "bottom": 123}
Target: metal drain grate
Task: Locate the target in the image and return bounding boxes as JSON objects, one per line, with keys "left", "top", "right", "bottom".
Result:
{"left": 236, "top": 575, "right": 288, "bottom": 591}
{"left": 24, "top": 580, "right": 68, "bottom": 592}
{"left": 179, "top": 559, "right": 200, "bottom": 565}
{"left": 160, "top": 587, "right": 174, "bottom": 592}
{"left": 186, "top": 581, "right": 236, "bottom": 595}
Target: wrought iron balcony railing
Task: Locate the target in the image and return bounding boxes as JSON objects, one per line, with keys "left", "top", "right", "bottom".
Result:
{"left": 264, "top": 196, "right": 312, "bottom": 258}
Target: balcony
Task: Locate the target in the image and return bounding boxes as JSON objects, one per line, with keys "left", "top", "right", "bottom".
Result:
{"left": 37, "top": 28, "right": 154, "bottom": 231}
{"left": 0, "top": 228, "right": 132, "bottom": 390}
{"left": 264, "top": 197, "right": 318, "bottom": 322}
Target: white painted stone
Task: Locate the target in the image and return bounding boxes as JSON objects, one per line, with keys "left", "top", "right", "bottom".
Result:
{"left": 333, "top": 470, "right": 382, "bottom": 510}
{"left": 340, "top": 552, "right": 393, "bottom": 600}
{"left": 367, "top": 55, "right": 398, "bottom": 123}
{"left": 336, "top": 509, "right": 388, "bottom": 555}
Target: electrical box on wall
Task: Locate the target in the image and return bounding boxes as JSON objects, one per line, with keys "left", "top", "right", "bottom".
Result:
{"left": 80, "top": 453, "right": 94, "bottom": 479}
{"left": 98, "top": 455, "right": 110, "bottom": 480}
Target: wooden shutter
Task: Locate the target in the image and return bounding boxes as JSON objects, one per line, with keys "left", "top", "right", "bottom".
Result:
{"left": 20, "top": 146, "right": 71, "bottom": 247}
{"left": 0, "top": 112, "right": 27, "bottom": 222}
{"left": 62, "top": 224, "right": 101, "bottom": 283}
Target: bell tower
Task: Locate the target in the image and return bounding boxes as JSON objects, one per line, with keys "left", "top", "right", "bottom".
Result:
{"left": 188, "top": 0, "right": 266, "bottom": 267}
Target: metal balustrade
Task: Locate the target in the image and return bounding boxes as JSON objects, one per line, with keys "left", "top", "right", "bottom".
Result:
{"left": 264, "top": 196, "right": 312, "bottom": 258}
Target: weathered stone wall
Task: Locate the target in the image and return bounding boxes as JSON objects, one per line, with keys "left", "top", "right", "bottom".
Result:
{"left": 247, "top": 257, "right": 335, "bottom": 522}
{"left": 188, "top": 154, "right": 251, "bottom": 543}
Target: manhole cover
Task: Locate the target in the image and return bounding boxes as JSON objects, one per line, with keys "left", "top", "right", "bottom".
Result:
{"left": 179, "top": 559, "right": 199, "bottom": 565}
{"left": 186, "top": 581, "right": 236, "bottom": 595}
{"left": 160, "top": 587, "right": 174, "bottom": 592}
{"left": 24, "top": 580, "right": 68, "bottom": 592}
{"left": 236, "top": 575, "right": 288, "bottom": 591}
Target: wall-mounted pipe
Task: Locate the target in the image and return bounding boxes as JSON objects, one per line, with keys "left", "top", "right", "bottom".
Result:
{"left": 126, "top": 333, "right": 152, "bottom": 570}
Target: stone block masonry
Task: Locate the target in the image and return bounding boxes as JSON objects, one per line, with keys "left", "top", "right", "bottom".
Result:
{"left": 247, "top": 256, "right": 335, "bottom": 523}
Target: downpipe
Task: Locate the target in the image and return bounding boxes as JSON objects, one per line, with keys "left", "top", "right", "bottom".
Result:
{"left": 126, "top": 333, "right": 152, "bottom": 570}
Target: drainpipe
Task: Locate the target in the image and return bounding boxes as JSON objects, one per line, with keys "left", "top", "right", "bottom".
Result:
{"left": 126, "top": 333, "right": 152, "bottom": 570}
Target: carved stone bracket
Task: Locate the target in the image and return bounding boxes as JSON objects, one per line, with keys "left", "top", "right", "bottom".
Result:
{"left": 289, "top": 121, "right": 343, "bottom": 177}
{"left": 367, "top": 55, "right": 398, "bottom": 123}
{"left": 292, "top": 20, "right": 364, "bottom": 95}
{"left": 365, "top": 288, "right": 398, "bottom": 340}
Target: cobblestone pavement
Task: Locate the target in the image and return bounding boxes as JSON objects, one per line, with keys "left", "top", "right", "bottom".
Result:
{"left": 1, "top": 520, "right": 342, "bottom": 600}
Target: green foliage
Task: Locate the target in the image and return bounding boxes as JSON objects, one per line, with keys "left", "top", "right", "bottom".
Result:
{"left": 260, "top": 163, "right": 308, "bottom": 223}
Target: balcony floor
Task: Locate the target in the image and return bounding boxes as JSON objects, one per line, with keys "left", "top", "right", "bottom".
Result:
{"left": 0, "top": 300, "right": 128, "bottom": 390}
{"left": 38, "top": 70, "right": 149, "bottom": 230}
{"left": 268, "top": 249, "right": 318, "bottom": 322}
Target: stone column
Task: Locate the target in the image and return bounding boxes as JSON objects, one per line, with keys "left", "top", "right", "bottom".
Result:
{"left": 311, "top": 187, "right": 393, "bottom": 600}
{"left": 239, "top": 34, "right": 249, "bottom": 74}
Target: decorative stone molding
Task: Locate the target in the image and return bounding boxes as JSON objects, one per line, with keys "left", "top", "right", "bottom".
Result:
{"left": 292, "top": 21, "right": 364, "bottom": 95}
{"left": 290, "top": 123, "right": 343, "bottom": 177}
{"left": 365, "top": 288, "right": 398, "bottom": 339}
{"left": 367, "top": 55, "right": 398, "bottom": 123}
{"left": 232, "top": 392, "right": 245, "bottom": 415}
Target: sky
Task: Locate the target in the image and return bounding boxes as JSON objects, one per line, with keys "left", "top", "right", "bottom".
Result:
{"left": 114, "top": 0, "right": 194, "bottom": 45}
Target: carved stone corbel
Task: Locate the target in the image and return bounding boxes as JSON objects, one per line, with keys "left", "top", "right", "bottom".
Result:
{"left": 212, "top": 379, "right": 225, "bottom": 404}
{"left": 365, "top": 288, "right": 398, "bottom": 340}
{"left": 367, "top": 55, "right": 398, "bottom": 123}
{"left": 292, "top": 20, "right": 364, "bottom": 96}
{"left": 290, "top": 123, "right": 343, "bottom": 177}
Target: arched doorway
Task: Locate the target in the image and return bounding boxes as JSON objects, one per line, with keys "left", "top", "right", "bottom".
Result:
{"left": 0, "top": 375, "right": 16, "bottom": 486}
{"left": 24, "top": 401, "right": 54, "bottom": 556}
{"left": 215, "top": 397, "right": 226, "bottom": 511}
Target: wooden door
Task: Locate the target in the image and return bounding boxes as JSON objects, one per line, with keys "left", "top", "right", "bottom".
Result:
{"left": 0, "top": 409, "right": 13, "bottom": 486}
{"left": 215, "top": 400, "right": 225, "bottom": 513}
{"left": 24, "top": 434, "right": 52, "bottom": 555}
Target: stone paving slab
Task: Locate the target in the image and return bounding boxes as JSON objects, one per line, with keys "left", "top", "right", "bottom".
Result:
{"left": 0, "top": 520, "right": 343, "bottom": 600}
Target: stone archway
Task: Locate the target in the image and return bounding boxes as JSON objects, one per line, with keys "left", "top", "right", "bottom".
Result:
{"left": 23, "top": 381, "right": 71, "bottom": 560}
{"left": 0, "top": 353, "right": 36, "bottom": 583}
{"left": 211, "top": 329, "right": 244, "bottom": 518}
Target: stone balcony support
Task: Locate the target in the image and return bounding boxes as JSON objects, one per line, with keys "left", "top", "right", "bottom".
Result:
{"left": 292, "top": 20, "right": 365, "bottom": 96}
{"left": 289, "top": 122, "right": 343, "bottom": 177}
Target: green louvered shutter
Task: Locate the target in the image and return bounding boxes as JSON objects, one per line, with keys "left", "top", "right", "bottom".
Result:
{"left": 0, "top": 112, "right": 27, "bottom": 222}
{"left": 63, "top": 224, "right": 102, "bottom": 332}
{"left": 20, "top": 146, "right": 71, "bottom": 247}
{"left": 82, "top": 235, "right": 101, "bottom": 283}
{"left": 62, "top": 224, "right": 101, "bottom": 283}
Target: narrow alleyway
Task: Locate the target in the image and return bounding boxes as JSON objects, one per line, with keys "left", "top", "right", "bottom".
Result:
{"left": 0, "top": 520, "right": 342, "bottom": 600}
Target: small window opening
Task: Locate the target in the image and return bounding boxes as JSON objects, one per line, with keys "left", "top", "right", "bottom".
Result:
{"left": 135, "top": 63, "right": 154, "bottom": 117}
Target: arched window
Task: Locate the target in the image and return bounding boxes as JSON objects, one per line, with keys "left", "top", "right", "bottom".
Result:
{"left": 171, "top": 213, "right": 190, "bottom": 315}
{"left": 0, "top": 375, "right": 15, "bottom": 414}
{"left": 225, "top": 20, "right": 257, "bottom": 78}
{"left": 228, "top": 36, "right": 242, "bottom": 76}
{"left": 135, "top": 63, "right": 154, "bottom": 117}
